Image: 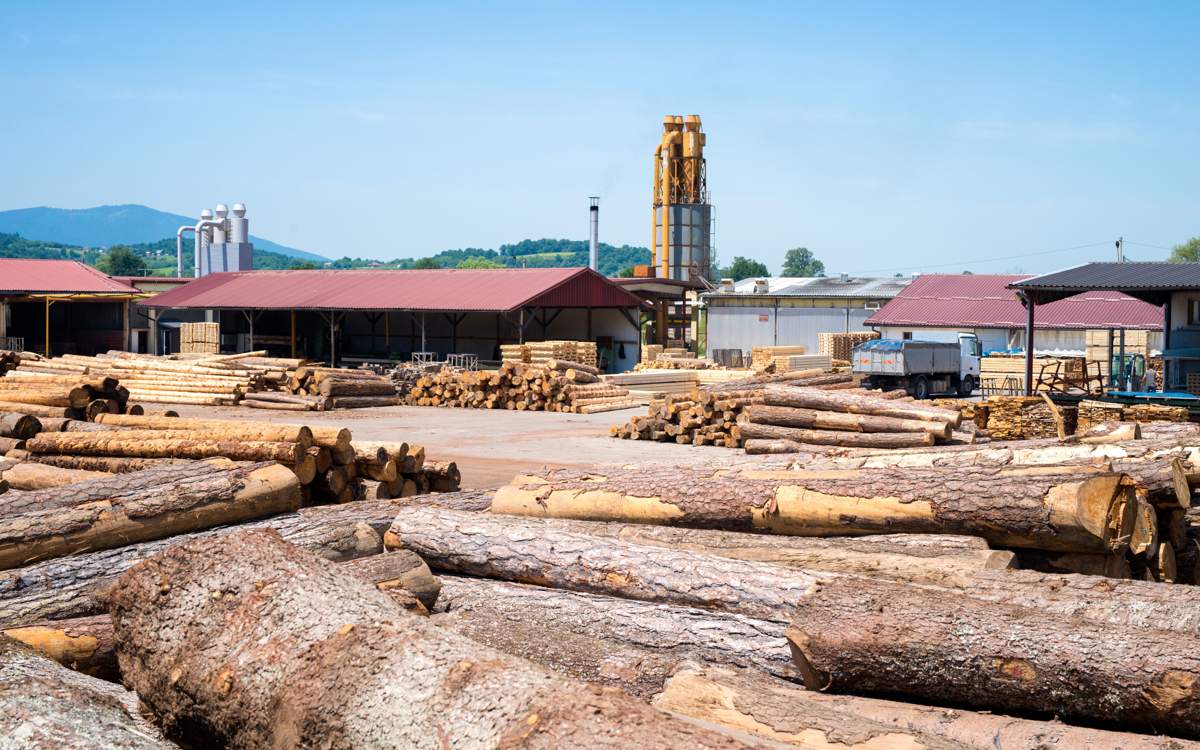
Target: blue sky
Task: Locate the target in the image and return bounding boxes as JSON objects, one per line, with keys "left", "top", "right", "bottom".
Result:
{"left": 2, "top": 2, "right": 1197, "bottom": 273}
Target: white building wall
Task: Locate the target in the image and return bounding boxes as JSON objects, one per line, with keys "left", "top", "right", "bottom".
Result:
{"left": 707, "top": 305, "right": 874, "bottom": 355}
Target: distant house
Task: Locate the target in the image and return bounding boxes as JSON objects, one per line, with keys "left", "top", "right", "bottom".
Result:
{"left": 701, "top": 275, "right": 911, "bottom": 355}
{"left": 864, "top": 273, "right": 1162, "bottom": 353}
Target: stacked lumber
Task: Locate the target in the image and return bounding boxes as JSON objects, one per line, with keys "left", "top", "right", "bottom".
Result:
{"left": 750, "top": 345, "right": 806, "bottom": 371}
{"left": 179, "top": 321, "right": 219, "bottom": 353}
{"left": 603, "top": 370, "right": 698, "bottom": 403}
{"left": 1086, "top": 327, "right": 1152, "bottom": 378}
{"left": 817, "top": 330, "right": 879, "bottom": 362}
{"left": 985, "top": 396, "right": 1078, "bottom": 440}
{"left": 769, "top": 353, "right": 832, "bottom": 372}
{"left": 1126, "top": 403, "right": 1190, "bottom": 423}
{"left": 277, "top": 365, "right": 400, "bottom": 410}
{"left": 501, "top": 340, "right": 597, "bottom": 368}
{"left": 632, "top": 355, "right": 718, "bottom": 370}
{"left": 1076, "top": 399, "right": 1127, "bottom": 433}
{"left": 640, "top": 343, "right": 664, "bottom": 363}
{"left": 407, "top": 359, "right": 635, "bottom": 413}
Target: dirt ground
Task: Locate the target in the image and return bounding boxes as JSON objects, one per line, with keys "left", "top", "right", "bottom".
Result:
{"left": 170, "top": 404, "right": 717, "bottom": 489}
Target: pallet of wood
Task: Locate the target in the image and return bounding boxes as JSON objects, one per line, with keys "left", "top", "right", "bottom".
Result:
{"left": 769, "top": 353, "right": 833, "bottom": 372}
{"left": 750, "top": 345, "right": 806, "bottom": 371}
{"left": 407, "top": 359, "right": 634, "bottom": 413}
{"left": 179, "top": 322, "right": 219, "bottom": 354}
{"left": 817, "top": 331, "right": 879, "bottom": 362}
{"left": 501, "top": 340, "right": 597, "bottom": 368}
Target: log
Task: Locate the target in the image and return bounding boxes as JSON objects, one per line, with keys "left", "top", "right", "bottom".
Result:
{"left": 1012, "top": 550, "right": 1133, "bottom": 578}
{"left": 744, "top": 403, "right": 951, "bottom": 438}
{"left": 0, "top": 436, "right": 23, "bottom": 453}
{"left": 744, "top": 438, "right": 803, "bottom": 454}
{"left": 785, "top": 575, "right": 1200, "bottom": 738}
{"left": 1079, "top": 420, "right": 1143, "bottom": 443}
{"left": 25, "top": 454, "right": 194, "bottom": 474}
{"left": 763, "top": 385, "right": 961, "bottom": 426}
{"left": 737, "top": 420, "right": 936, "bottom": 448}
{"left": 351, "top": 439, "right": 409, "bottom": 461}
{"left": 95, "top": 413, "right": 349, "bottom": 448}
{"left": 363, "top": 458, "right": 398, "bottom": 482}
{"left": 0, "top": 637, "right": 173, "bottom": 749}
{"left": 316, "top": 378, "right": 397, "bottom": 397}
{"left": 491, "top": 464, "right": 1137, "bottom": 552}
{"left": 328, "top": 395, "right": 402, "bottom": 408}
{"left": 0, "top": 388, "right": 87, "bottom": 408}
{"left": 107, "top": 529, "right": 774, "bottom": 750}
{"left": 92, "top": 414, "right": 314, "bottom": 448}
{"left": 26, "top": 432, "right": 302, "bottom": 462}
{"left": 0, "top": 401, "right": 76, "bottom": 418}
{"left": 0, "top": 461, "right": 300, "bottom": 569}
{"left": 655, "top": 665, "right": 1190, "bottom": 750}
{"left": 0, "top": 462, "right": 111, "bottom": 490}
{"left": 241, "top": 398, "right": 317, "bottom": 411}
{"left": 435, "top": 576, "right": 797, "bottom": 696}
{"left": 0, "top": 412, "right": 41, "bottom": 439}
{"left": 339, "top": 549, "right": 441, "bottom": 609}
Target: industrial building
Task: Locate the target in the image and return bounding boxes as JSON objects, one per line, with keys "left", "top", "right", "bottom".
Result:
{"left": 701, "top": 275, "right": 911, "bottom": 355}
{"left": 141, "top": 267, "right": 648, "bottom": 371}
{"left": 865, "top": 273, "right": 1162, "bottom": 353}
{"left": 650, "top": 115, "right": 712, "bottom": 283}
{"left": 111, "top": 276, "right": 197, "bottom": 353}
{"left": 0, "top": 259, "right": 146, "bottom": 355}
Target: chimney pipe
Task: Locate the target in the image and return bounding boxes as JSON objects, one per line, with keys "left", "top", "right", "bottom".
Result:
{"left": 589, "top": 197, "right": 599, "bottom": 272}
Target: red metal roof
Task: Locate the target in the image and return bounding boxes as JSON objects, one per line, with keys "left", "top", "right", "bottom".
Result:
{"left": 864, "top": 274, "right": 1162, "bottom": 331}
{"left": 141, "top": 267, "right": 648, "bottom": 312}
{"left": 0, "top": 259, "right": 139, "bottom": 295}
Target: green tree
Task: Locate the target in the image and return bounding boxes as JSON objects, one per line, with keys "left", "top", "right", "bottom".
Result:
{"left": 722, "top": 256, "right": 770, "bottom": 281}
{"left": 96, "top": 245, "right": 143, "bottom": 276}
{"left": 412, "top": 257, "right": 442, "bottom": 269}
{"left": 1169, "top": 237, "right": 1200, "bottom": 262}
{"left": 617, "top": 266, "right": 636, "bottom": 278}
{"left": 780, "top": 247, "right": 825, "bottom": 277}
{"left": 456, "top": 256, "right": 505, "bottom": 269}
{"left": 289, "top": 260, "right": 319, "bottom": 270}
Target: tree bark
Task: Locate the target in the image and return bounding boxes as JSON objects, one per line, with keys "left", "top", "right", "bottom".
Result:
{"left": 26, "top": 432, "right": 302, "bottom": 462}
{"left": 490, "top": 464, "right": 1138, "bottom": 553}
{"left": 737, "top": 420, "right": 935, "bottom": 448}
{"left": 763, "top": 384, "right": 961, "bottom": 426}
{"left": 744, "top": 403, "right": 951, "bottom": 438}
{"left": 0, "top": 461, "right": 110, "bottom": 490}
{"left": 0, "top": 462, "right": 300, "bottom": 569}
{"left": 26, "top": 454, "right": 194, "bottom": 473}
{"left": 345, "top": 548, "right": 441, "bottom": 609}
{"left": 786, "top": 575, "right": 1200, "bottom": 738}
{"left": 0, "top": 436, "right": 23, "bottom": 453}
{"left": 0, "top": 412, "right": 41, "bottom": 439}
{"left": 434, "top": 576, "right": 796, "bottom": 696}
{"left": 0, "top": 490, "right": 489, "bottom": 628}
{"left": 0, "top": 637, "right": 174, "bottom": 749}
{"left": 107, "top": 529, "right": 777, "bottom": 750}
{"left": 655, "top": 665, "right": 1190, "bottom": 750}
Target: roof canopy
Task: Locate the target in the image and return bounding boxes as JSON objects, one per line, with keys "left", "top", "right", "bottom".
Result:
{"left": 866, "top": 273, "right": 1162, "bottom": 331}
{"left": 704, "top": 276, "right": 911, "bottom": 299}
{"left": 0, "top": 259, "right": 140, "bottom": 296}
{"left": 1010, "top": 262, "right": 1200, "bottom": 306}
{"left": 141, "top": 267, "right": 648, "bottom": 313}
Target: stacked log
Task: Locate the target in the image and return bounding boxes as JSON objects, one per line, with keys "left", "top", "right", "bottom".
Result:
{"left": 0, "top": 349, "right": 20, "bottom": 376}
{"left": 407, "top": 359, "right": 635, "bottom": 413}
{"left": 278, "top": 365, "right": 401, "bottom": 409}
{"left": 501, "top": 339, "right": 598, "bottom": 367}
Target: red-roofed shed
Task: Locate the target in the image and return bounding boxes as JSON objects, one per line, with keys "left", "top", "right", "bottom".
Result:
{"left": 864, "top": 274, "right": 1162, "bottom": 354}
{"left": 141, "top": 267, "right": 649, "bottom": 370}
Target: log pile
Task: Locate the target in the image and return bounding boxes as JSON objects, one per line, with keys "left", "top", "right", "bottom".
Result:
{"left": 501, "top": 339, "right": 597, "bottom": 367}
{"left": 0, "top": 350, "right": 19, "bottom": 376}
{"left": 0, "top": 371, "right": 133, "bottom": 419}
{"left": 407, "top": 359, "right": 635, "bottom": 413}
{"left": 274, "top": 365, "right": 401, "bottom": 410}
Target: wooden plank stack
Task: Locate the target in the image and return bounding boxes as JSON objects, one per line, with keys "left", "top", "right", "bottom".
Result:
{"left": 1125, "top": 403, "right": 1190, "bottom": 423}
{"left": 769, "top": 353, "right": 833, "bottom": 372}
{"left": 750, "top": 345, "right": 806, "bottom": 371}
{"left": 501, "top": 340, "right": 597, "bottom": 368}
{"left": 984, "top": 396, "right": 1078, "bottom": 440}
{"left": 980, "top": 354, "right": 1087, "bottom": 393}
{"left": 817, "top": 331, "right": 879, "bottom": 362}
{"left": 179, "top": 322, "right": 220, "bottom": 354}
{"left": 407, "top": 359, "right": 635, "bottom": 413}
{"left": 1077, "top": 399, "right": 1127, "bottom": 433}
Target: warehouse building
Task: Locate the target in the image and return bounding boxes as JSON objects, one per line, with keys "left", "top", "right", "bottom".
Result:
{"left": 0, "top": 259, "right": 146, "bottom": 355}
{"left": 700, "top": 275, "right": 910, "bottom": 355}
{"left": 864, "top": 273, "right": 1162, "bottom": 352}
{"left": 141, "top": 267, "right": 648, "bottom": 372}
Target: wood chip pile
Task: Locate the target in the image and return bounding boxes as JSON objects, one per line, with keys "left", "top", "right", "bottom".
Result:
{"left": 406, "top": 359, "right": 635, "bottom": 413}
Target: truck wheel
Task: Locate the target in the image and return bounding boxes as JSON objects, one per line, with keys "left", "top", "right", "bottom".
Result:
{"left": 958, "top": 375, "right": 976, "bottom": 397}
{"left": 911, "top": 375, "right": 929, "bottom": 400}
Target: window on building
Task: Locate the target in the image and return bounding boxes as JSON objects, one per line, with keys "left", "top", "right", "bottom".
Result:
{"left": 1189, "top": 300, "right": 1200, "bottom": 326}
{"left": 902, "top": 331, "right": 913, "bottom": 340}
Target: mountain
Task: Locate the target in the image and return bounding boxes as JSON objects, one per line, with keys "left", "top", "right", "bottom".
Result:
{"left": 0, "top": 204, "right": 327, "bottom": 262}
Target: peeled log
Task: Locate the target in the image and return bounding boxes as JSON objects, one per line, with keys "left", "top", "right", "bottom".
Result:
{"left": 109, "top": 530, "right": 775, "bottom": 750}
{"left": 764, "top": 384, "right": 962, "bottom": 425}
{"left": 786, "top": 575, "right": 1200, "bottom": 738}
{"left": 0, "top": 412, "right": 41, "bottom": 439}
{"left": 0, "top": 637, "right": 173, "bottom": 749}
{"left": 490, "top": 464, "right": 1138, "bottom": 552}
{"left": 655, "top": 665, "right": 1193, "bottom": 750}
{"left": 316, "top": 378, "right": 397, "bottom": 397}
{"left": 745, "top": 403, "right": 951, "bottom": 438}
{"left": 435, "top": 576, "right": 797, "bottom": 696}
{"left": 738, "top": 420, "right": 935, "bottom": 448}
{"left": 0, "top": 401, "right": 76, "bottom": 418}
{"left": 95, "top": 413, "right": 348, "bottom": 449}
{"left": 26, "top": 432, "right": 301, "bottom": 462}
{"left": 0, "top": 461, "right": 111, "bottom": 490}
{"left": 27, "top": 454, "right": 193, "bottom": 474}
{"left": 0, "top": 462, "right": 300, "bottom": 569}
{"left": 744, "top": 438, "right": 803, "bottom": 454}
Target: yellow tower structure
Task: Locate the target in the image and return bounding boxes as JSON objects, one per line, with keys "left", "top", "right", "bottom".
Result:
{"left": 651, "top": 115, "right": 711, "bottom": 281}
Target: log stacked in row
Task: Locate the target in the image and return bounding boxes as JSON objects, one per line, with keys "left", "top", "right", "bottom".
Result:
{"left": 407, "top": 359, "right": 635, "bottom": 413}
{"left": 0, "top": 371, "right": 135, "bottom": 420}
{"left": 269, "top": 365, "right": 400, "bottom": 410}
{"left": 500, "top": 339, "right": 597, "bottom": 368}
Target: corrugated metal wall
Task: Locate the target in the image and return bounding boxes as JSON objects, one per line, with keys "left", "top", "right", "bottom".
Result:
{"left": 708, "top": 305, "right": 872, "bottom": 354}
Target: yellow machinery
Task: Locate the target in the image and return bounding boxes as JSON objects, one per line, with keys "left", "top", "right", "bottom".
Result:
{"left": 651, "top": 115, "right": 711, "bottom": 281}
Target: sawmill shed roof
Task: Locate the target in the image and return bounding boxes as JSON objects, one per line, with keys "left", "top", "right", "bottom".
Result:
{"left": 141, "top": 267, "right": 648, "bottom": 312}
{"left": 865, "top": 273, "right": 1162, "bottom": 330}
{"left": 0, "top": 259, "right": 140, "bottom": 295}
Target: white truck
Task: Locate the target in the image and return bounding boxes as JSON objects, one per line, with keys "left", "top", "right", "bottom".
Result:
{"left": 852, "top": 333, "right": 982, "bottom": 399}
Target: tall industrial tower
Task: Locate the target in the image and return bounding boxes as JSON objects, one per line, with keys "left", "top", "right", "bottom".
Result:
{"left": 651, "top": 115, "right": 712, "bottom": 281}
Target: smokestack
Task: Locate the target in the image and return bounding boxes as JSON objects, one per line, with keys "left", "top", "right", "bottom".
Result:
{"left": 589, "top": 197, "right": 599, "bottom": 272}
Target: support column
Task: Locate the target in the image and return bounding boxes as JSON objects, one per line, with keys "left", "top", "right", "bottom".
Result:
{"left": 586, "top": 307, "right": 593, "bottom": 341}
{"left": 1119, "top": 328, "right": 1127, "bottom": 391}
{"left": 1108, "top": 329, "right": 1115, "bottom": 388}
{"left": 149, "top": 308, "right": 159, "bottom": 356}
{"left": 1020, "top": 291, "right": 1034, "bottom": 396}
{"left": 328, "top": 311, "right": 336, "bottom": 367}
{"left": 656, "top": 300, "right": 667, "bottom": 346}
{"left": 122, "top": 301, "right": 130, "bottom": 352}
{"left": 0, "top": 300, "right": 7, "bottom": 340}
{"left": 384, "top": 312, "right": 390, "bottom": 356}
{"left": 420, "top": 312, "right": 427, "bottom": 352}
{"left": 44, "top": 297, "right": 51, "bottom": 357}
{"left": 1163, "top": 302, "right": 1172, "bottom": 390}
{"left": 290, "top": 310, "right": 297, "bottom": 358}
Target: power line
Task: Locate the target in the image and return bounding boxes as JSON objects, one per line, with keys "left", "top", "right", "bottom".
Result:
{"left": 845, "top": 241, "right": 1112, "bottom": 275}
{"left": 1124, "top": 239, "right": 1174, "bottom": 252}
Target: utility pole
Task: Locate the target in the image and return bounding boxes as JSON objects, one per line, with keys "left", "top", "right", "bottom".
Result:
{"left": 1116, "top": 236, "right": 1124, "bottom": 262}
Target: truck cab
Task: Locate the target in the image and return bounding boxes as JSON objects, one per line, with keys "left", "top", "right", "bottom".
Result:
{"left": 853, "top": 333, "right": 981, "bottom": 399}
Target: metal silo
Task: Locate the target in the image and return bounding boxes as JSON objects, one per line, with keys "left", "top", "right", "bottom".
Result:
{"left": 651, "top": 114, "right": 712, "bottom": 282}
